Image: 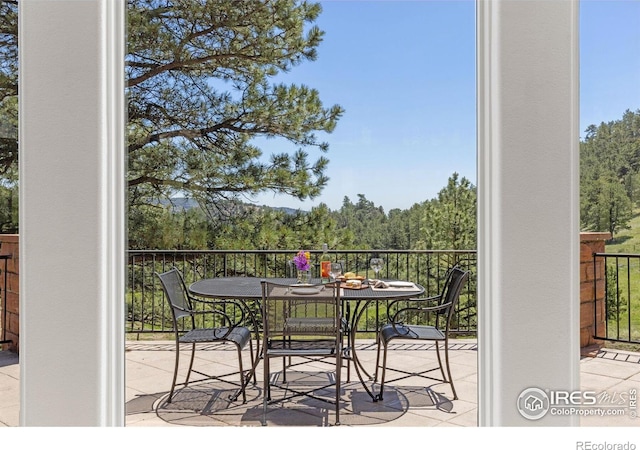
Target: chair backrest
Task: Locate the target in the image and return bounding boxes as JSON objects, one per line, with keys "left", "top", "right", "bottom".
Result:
{"left": 437, "top": 266, "right": 470, "bottom": 329}
{"left": 156, "top": 267, "right": 194, "bottom": 323}
{"left": 261, "top": 280, "right": 341, "bottom": 342}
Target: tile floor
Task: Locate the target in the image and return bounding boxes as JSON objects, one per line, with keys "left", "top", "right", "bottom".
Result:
{"left": 2, "top": 339, "right": 640, "bottom": 427}
{"left": 124, "top": 339, "right": 479, "bottom": 427}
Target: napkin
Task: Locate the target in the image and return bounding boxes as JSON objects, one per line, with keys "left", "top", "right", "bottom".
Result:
{"left": 372, "top": 280, "right": 390, "bottom": 289}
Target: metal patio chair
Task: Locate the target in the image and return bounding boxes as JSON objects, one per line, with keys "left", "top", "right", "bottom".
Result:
{"left": 260, "top": 280, "right": 344, "bottom": 425}
{"left": 374, "top": 265, "right": 470, "bottom": 401}
{"left": 156, "top": 267, "right": 257, "bottom": 404}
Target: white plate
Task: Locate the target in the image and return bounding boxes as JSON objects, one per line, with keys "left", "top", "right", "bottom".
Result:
{"left": 290, "top": 287, "right": 321, "bottom": 295}
{"left": 387, "top": 281, "right": 415, "bottom": 288}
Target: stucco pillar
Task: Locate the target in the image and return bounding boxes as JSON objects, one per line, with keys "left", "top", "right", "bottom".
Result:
{"left": 477, "top": 0, "right": 580, "bottom": 426}
{"left": 19, "top": 0, "right": 125, "bottom": 426}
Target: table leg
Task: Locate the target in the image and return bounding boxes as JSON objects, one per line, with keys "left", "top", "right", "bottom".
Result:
{"left": 349, "top": 299, "right": 382, "bottom": 401}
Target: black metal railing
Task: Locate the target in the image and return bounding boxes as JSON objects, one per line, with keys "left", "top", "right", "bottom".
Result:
{"left": 0, "top": 254, "right": 12, "bottom": 346}
{"left": 593, "top": 252, "right": 640, "bottom": 344}
{"left": 127, "top": 249, "right": 477, "bottom": 337}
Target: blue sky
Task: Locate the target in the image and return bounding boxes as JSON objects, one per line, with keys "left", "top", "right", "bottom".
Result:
{"left": 580, "top": 0, "right": 640, "bottom": 138}
{"left": 251, "top": 0, "right": 640, "bottom": 212}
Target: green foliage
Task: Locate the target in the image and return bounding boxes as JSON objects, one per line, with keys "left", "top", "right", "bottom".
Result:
{"left": 0, "top": 1, "right": 18, "bottom": 233}
{"left": 0, "top": 1, "right": 17, "bottom": 106}
{"left": 605, "top": 266, "right": 627, "bottom": 321}
{"left": 129, "top": 172, "right": 478, "bottom": 253}
{"left": 126, "top": 0, "right": 344, "bottom": 214}
{"left": 580, "top": 109, "right": 640, "bottom": 237}
{"left": 333, "top": 194, "right": 387, "bottom": 250}
{"left": 128, "top": 203, "right": 209, "bottom": 249}
{"left": 581, "top": 172, "right": 632, "bottom": 237}
{"left": 418, "top": 173, "right": 476, "bottom": 250}
{"left": 0, "top": 183, "right": 17, "bottom": 233}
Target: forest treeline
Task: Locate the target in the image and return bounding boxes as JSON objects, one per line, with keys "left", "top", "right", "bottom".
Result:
{"left": 109, "top": 106, "right": 640, "bottom": 250}
{"left": 127, "top": 172, "right": 477, "bottom": 251}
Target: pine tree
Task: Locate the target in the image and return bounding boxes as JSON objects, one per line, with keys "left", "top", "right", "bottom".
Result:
{"left": 126, "top": 0, "right": 344, "bottom": 213}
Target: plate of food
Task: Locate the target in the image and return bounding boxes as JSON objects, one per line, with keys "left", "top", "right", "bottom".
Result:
{"left": 338, "top": 272, "right": 365, "bottom": 282}
{"left": 340, "top": 279, "right": 370, "bottom": 289}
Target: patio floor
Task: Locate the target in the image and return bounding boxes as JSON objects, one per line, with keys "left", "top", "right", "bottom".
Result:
{"left": 124, "top": 339, "right": 479, "bottom": 427}
{"left": 2, "top": 339, "right": 640, "bottom": 427}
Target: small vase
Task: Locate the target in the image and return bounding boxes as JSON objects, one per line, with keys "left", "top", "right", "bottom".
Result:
{"left": 297, "top": 270, "right": 311, "bottom": 284}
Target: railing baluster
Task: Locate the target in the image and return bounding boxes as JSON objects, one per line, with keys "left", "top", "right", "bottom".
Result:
{"left": 616, "top": 257, "right": 621, "bottom": 341}
{"left": 627, "top": 256, "right": 632, "bottom": 342}
{"left": 592, "top": 252, "right": 640, "bottom": 345}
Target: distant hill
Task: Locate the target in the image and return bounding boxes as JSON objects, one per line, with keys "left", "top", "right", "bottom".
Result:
{"left": 265, "top": 206, "right": 306, "bottom": 215}
{"left": 160, "top": 197, "right": 200, "bottom": 211}
{"left": 163, "top": 197, "right": 307, "bottom": 216}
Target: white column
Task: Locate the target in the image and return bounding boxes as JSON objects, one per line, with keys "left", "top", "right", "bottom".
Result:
{"left": 477, "top": 0, "right": 580, "bottom": 425}
{"left": 19, "top": 0, "right": 125, "bottom": 425}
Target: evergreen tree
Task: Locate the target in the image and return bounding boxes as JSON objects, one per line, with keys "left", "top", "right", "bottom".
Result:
{"left": 127, "top": 0, "right": 344, "bottom": 214}
{"left": 581, "top": 171, "right": 632, "bottom": 237}
{"left": 419, "top": 173, "right": 476, "bottom": 250}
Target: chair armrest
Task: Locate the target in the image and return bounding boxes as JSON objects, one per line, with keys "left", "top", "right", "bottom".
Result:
{"left": 195, "top": 297, "right": 263, "bottom": 356}
{"left": 389, "top": 300, "right": 453, "bottom": 334}
{"left": 190, "top": 297, "right": 249, "bottom": 329}
{"left": 386, "top": 295, "right": 440, "bottom": 322}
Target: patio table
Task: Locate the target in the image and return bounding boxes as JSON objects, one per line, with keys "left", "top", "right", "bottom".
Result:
{"left": 189, "top": 276, "right": 424, "bottom": 401}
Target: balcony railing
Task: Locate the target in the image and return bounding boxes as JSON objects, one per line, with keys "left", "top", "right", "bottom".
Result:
{"left": 593, "top": 252, "right": 640, "bottom": 344}
{"left": 127, "top": 249, "right": 477, "bottom": 337}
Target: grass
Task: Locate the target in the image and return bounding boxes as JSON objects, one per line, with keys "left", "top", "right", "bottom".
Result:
{"left": 605, "top": 210, "right": 640, "bottom": 253}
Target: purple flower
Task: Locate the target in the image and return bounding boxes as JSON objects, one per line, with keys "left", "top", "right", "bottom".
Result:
{"left": 293, "top": 250, "right": 310, "bottom": 271}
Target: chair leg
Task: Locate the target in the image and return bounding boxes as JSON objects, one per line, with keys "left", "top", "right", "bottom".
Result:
{"left": 335, "top": 350, "right": 341, "bottom": 426}
{"left": 282, "top": 356, "right": 287, "bottom": 382}
{"left": 236, "top": 345, "right": 247, "bottom": 403}
{"left": 443, "top": 338, "right": 458, "bottom": 400}
{"left": 262, "top": 356, "right": 270, "bottom": 426}
{"left": 378, "top": 342, "right": 389, "bottom": 401}
{"left": 345, "top": 329, "right": 351, "bottom": 383}
{"left": 244, "top": 339, "right": 254, "bottom": 388}
{"left": 168, "top": 337, "right": 181, "bottom": 403}
{"left": 248, "top": 339, "right": 257, "bottom": 385}
{"left": 374, "top": 338, "right": 458, "bottom": 402}
{"left": 435, "top": 341, "right": 447, "bottom": 382}
{"left": 184, "top": 342, "right": 196, "bottom": 387}
{"left": 341, "top": 332, "right": 350, "bottom": 383}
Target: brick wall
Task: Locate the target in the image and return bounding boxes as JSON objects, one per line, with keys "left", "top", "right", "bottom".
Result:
{"left": 0, "top": 234, "right": 18, "bottom": 352}
{"left": 579, "top": 232, "right": 610, "bottom": 350}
